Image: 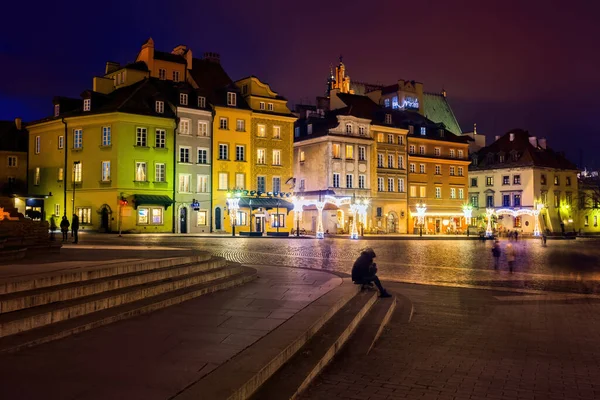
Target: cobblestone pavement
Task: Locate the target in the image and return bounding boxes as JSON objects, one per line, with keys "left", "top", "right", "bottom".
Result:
{"left": 300, "top": 283, "right": 600, "bottom": 400}
{"left": 79, "top": 235, "right": 600, "bottom": 294}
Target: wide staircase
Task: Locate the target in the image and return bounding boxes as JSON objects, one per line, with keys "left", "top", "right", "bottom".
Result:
{"left": 0, "top": 253, "right": 256, "bottom": 353}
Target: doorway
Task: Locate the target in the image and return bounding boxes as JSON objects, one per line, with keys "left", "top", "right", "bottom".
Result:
{"left": 180, "top": 207, "right": 188, "bottom": 234}
{"left": 256, "top": 216, "right": 264, "bottom": 233}
{"left": 435, "top": 219, "right": 441, "bottom": 234}
{"left": 215, "top": 207, "right": 221, "bottom": 230}
{"left": 100, "top": 204, "right": 112, "bottom": 232}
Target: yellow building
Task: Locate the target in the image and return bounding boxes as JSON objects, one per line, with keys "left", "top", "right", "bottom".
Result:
{"left": 371, "top": 121, "right": 409, "bottom": 233}
{"left": 235, "top": 76, "right": 297, "bottom": 234}
{"left": 407, "top": 127, "right": 470, "bottom": 234}
{"left": 27, "top": 80, "right": 176, "bottom": 233}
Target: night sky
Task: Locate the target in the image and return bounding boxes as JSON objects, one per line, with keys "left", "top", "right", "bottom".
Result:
{"left": 1, "top": 1, "right": 599, "bottom": 167}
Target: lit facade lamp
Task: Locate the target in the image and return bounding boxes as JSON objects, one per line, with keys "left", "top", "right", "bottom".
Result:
{"left": 416, "top": 203, "right": 427, "bottom": 237}
{"left": 485, "top": 208, "right": 495, "bottom": 237}
{"left": 226, "top": 193, "right": 240, "bottom": 237}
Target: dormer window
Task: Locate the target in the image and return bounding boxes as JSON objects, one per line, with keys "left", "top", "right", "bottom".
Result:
{"left": 173, "top": 71, "right": 180, "bottom": 82}
{"left": 267, "top": 103, "right": 274, "bottom": 111}
{"left": 499, "top": 153, "right": 505, "bottom": 163}
{"left": 472, "top": 155, "right": 478, "bottom": 166}
{"left": 384, "top": 98, "right": 390, "bottom": 108}
{"left": 259, "top": 101, "right": 265, "bottom": 110}
{"left": 439, "top": 129, "right": 444, "bottom": 137}
{"left": 359, "top": 126, "right": 366, "bottom": 135}
{"left": 408, "top": 125, "right": 414, "bottom": 135}
{"left": 180, "top": 93, "right": 188, "bottom": 106}
{"left": 307, "top": 124, "right": 313, "bottom": 135}
{"left": 420, "top": 127, "right": 426, "bottom": 135}
{"left": 227, "top": 92, "right": 237, "bottom": 106}
{"left": 385, "top": 114, "right": 392, "bottom": 124}
{"left": 487, "top": 153, "right": 494, "bottom": 164}
{"left": 83, "top": 99, "right": 91, "bottom": 112}
{"left": 198, "top": 96, "right": 206, "bottom": 108}
{"left": 346, "top": 123, "right": 352, "bottom": 134}
{"left": 512, "top": 152, "right": 519, "bottom": 161}
{"left": 155, "top": 101, "right": 164, "bottom": 114}
{"left": 54, "top": 104, "right": 60, "bottom": 117}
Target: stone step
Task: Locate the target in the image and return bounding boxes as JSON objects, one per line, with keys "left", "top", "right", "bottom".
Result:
{"left": 172, "top": 279, "right": 364, "bottom": 400}
{"left": 0, "top": 266, "right": 257, "bottom": 354}
{"left": 0, "top": 263, "right": 244, "bottom": 338}
{"left": 0, "top": 257, "right": 227, "bottom": 314}
{"left": 249, "top": 291, "right": 378, "bottom": 400}
{"left": 0, "top": 253, "right": 212, "bottom": 296}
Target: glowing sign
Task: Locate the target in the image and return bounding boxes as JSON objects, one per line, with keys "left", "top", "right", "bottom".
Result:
{"left": 402, "top": 97, "right": 419, "bottom": 110}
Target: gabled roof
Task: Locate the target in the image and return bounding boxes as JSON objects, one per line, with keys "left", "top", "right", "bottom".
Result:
{"left": 471, "top": 129, "right": 578, "bottom": 171}
{"left": 422, "top": 92, "right": 462, "bottom": 135}
{"left": 154, "top": 50, "right": 186, "bottom": 64}
{"left": 0, "top": 121, "right": 27, "bottom": 152}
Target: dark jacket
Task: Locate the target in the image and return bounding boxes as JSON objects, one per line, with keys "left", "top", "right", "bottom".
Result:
{"left": 60, "top": 218, "right": 70, "bottom": 231}
{"left": 352, "top": 252, "right": 375, "bottom": 282}
{"left": 72, "top": 215, "right": 80, "bottom": 231}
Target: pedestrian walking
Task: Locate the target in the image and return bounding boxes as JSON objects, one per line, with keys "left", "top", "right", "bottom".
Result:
{"left": 491, "top": 240, "right": 501, "bottom": 269}
{"left": 352, "top": 248, "right": 391, "bottom": 298}
{"left": 514, "top": 230, "right": 519, "bottom": 241}
{"left": 542, "top": 233, "right": 547, "bottom": 247}
{"left": 49, "top": 215, "right": 57, "bottom": 241}
{"left": 506, "top": 243, "right": 516, "bottom": 272}
{"left": 71, "top": 213, "right": 80, "bottom": 244}
{"left": 60, "top": 216, "right": 70, "bottom": 242}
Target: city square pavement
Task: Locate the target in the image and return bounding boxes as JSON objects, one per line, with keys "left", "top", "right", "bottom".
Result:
{"left": 301, "top": 282, "right": 600, "bottom": 400}
{"left": 0, "top": 262, "right": 341, "bottom": 399}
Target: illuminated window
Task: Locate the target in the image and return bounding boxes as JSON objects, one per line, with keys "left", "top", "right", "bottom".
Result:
{"left": 197, "top": 211, "right": 208, "bottom": 226}
{"left": 236, "top": 211, "right": 248, "bottom": 226}
{"left": 458, "top": 150, "right": 464, "bottom": 159}
{"left": 198, "top": 96, "right": 206, "bottom": 108}
{"left": 58, "top": 167, "right": 63, "bottom": 181}
{"left": 398, "top": 135, "right": 404, "bottom": 145}
{"left": 73, "top": 130, "right": 82, "bottom": 149}
{"left": 420, "top": 127, "right": 426, "bottom": 135}
{"left": 486, "top": 176, "right": 493, "bottom": 186}
{"left": 152, "top": 208, "right": 163, "bottom": 225}
{"left": 419, "top": 164, "right": 425, "bottom": 174}
{"left": 34, "top": 167, "right": 40, "bottom": 185}
{"left": 359, "top": 146, "right": 366, "bottom": 161}
{"left": 409, "top": 163, "right": 416, "bottom": 173}
{"left": 345, "top": 145, "right": 354, "bottom": 159}
{"left": 197, "top": 175, "right": 209, "bottom": 193}
{"left": 179, "top": 119, "right": 190, "bottom": 135}
{"left": 198, "top": 121, "right": 209, "bottom": 136}
{"left": 359, "top": 175, "right": 365, "bottom": 189}
{"left": 83, "top": 99, "right": 90, "bottom": 112}
{"left": 458, "top": 188, "right": 464, "bottom": 199}
{"left": 450, "top": 188, "right": 456, "bottom": 199}
{"left": 388, "top": 154, "right": 394, "bottom": 168}
{"left": 377, "top": 133, "right": 384, "bottom": 143}
{"left": 73, "top": 163, "right": 82, "bottom": 183}
{"left": 409, "top": 145, "right": 415, "bottom": 154}
{"left": 235, "top": 173, "right": 245, "bottom": 189}
{"left": 257, "top": 124, "right": 266, "bottom": 137}
{"left": 410, "top": 186, "right": 417, "bottom": 197}
{"left": 273, "top": 126, "right": 281, "bottom": 139}
{"left": 419, "top": 186, "right": 427, "bottom": 198}
{"left": 179, "top": 174, "right": 191, "bottom": 193}
{"left": 398, "top": 155, "right": 404, "bottom": 169}
{"left": 458, "top": 167, "right": 464, "bottom": 176}
{"left": 434, "top": 147, "right": 441, "bottom": 156}
{"left": 272, "top": 149, "right": 281, "bottom": 165}
{"left": 554, "top": 176, "right": 559, "bottom": 185}
{"left": 388, "top": 178, "right": 394, "bottom": 192}
{"left": 268, "top": 103, "right": 274, "bottom": 111}
{"left": 450, "top": 149, "right": 455, "bottom": 158}
{"left": 388, "top": 134, "right": 394, "bottom": 144}
{"left": 218, "top": 173, "right": 228, "bottom": 190}
{"left": 332, "top": 143, "right": 341, "bottom": 158}
{"left": 54, "top": 104, "right": 60, "bottom": 117}
{"left": 398, "top": 178, "right": 405, "bottom": 192}
{"left": 135, "top": 162, "right": 147, "bottom": 181}
{"left": 435, "top": 187, "right": 441, "bottom": 199}
{"left": 435, "top": 165, "right": 441, "bottom": 175}
{"left": 257, "top": 148, "right": 266, "bottom": 164}
{"left": 102, "top": 127, "right": 111, "bottom": 146}
{"left": 378, "top": 154, "right": 384, "bottom": 168}
{"left": 101, "top": 161, "right": 110, "bottom": 182}
{"left": 236, "top": 119, "right": 245, "bottom": 131}
{"left": 299, "top": 151, "right": 305, "bottom": 162}
{"left": 378, "top": 177, "right": 384, "bottom": 192}
{"left": 76, "top": 207, "right": 92, "bottom": 224}
{"left": 450, "top": 166, "right": 456, "bottom": 176}
{"left": 270, "top": 213, "right": 285, "bottom": 227}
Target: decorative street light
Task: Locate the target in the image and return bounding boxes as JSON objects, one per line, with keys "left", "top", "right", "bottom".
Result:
{"left": 462, "top": 204, "right": 473, "bottom": 236}
{"left": 416, "top": 203, "right": 427, "bottom": 237}
{"left": 292, "top": 196, "right": 304, "bottom": 237}
{"left": 226, "top": 193, "right": 240, "bottom": 237}
{"left": 533, "top": 203, "right": 544, "bottom": 236}
{"left": 316, "top": 202, "right": 325, "bottom": 239}
{"left": 485, "top": 208, "right": 494, "bottom": 237}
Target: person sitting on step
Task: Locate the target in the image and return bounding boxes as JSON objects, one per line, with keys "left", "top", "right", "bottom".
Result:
{"left": 351, "top": 248, "right": 391, "bottom": 298}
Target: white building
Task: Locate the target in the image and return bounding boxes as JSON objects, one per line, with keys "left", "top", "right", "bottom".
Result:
{"left": 469, "top": 129, "right": 579, "bottom": 235}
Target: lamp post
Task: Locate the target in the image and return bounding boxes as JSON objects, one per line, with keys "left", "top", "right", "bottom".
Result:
{"left": 533, "top": 203, "right": 543, "bottom": 236}
{"left": 485, "top": 208, "right": 494, "bottom": 237}
{"left": 292, "top": 196, "right": 304, "bottom": 237}
{"left": 316, "top": 201, "right": 325, "bottom": 239}
{"left": 416, "top": 203, "right": 426, "bottom": 237}
{"left": 72, "top": 161, "right": 81, "bottom": 216}
{"left": 226, "top": 193, "right": 240, "bottom": 237}
{"left": 462, "top": 204, "right": 473, "bottom": 236}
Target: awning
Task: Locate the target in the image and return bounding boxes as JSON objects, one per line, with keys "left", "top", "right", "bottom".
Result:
{"left": 238, "top": 197, "right": 294, "bottom": 211}
{"left": 132, "top": 195, "right": 174, "bottom": 209}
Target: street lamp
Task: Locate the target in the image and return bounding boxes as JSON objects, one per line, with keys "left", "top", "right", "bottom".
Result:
{"left": 292, "top": 196, "right": 304, "bottom": 237}
{"left": 462, "top": 204, "right": 473, "bottom": 236}
{"left": 226, "top": 193, "right": 240, "bottom": 237}
{"left": 416, "top": 203, "right": 426, "bottom": 237}
{"left": 72, "top": 161, "right": 81, "bottom": 216}
{"left": 485, "top": 208, "right": 494, "bottom": 237}
{"left": 533, "top": 203, "right": 543, "bottom": 236}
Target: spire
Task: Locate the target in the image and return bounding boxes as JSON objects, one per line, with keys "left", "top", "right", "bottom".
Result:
{"left": 339, "top": 54, "right": 343, "bottom": 64}
{"left": 473, "top": 123, "right": 477, "bottom": 135}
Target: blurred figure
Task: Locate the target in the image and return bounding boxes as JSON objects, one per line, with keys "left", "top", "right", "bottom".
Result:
{"left": 506, "top": 243, "right": 516, "bottom": 272}
{"left": 72, "top": 213, "right": 80, "bottom": 244}
{"left": 542, "top": 233, "right": 547, "bottom": 247}
{"left": 491, "top": 240, "right": 501, "bottom": 269}
{"left": 49, "top": 215, "right": 57, "bottom": 241}
{"left": 60, "top": 216, "right": 70, "bottom": 242}
{"left": 352, "top": 248, "right": 391, "bottom": 298}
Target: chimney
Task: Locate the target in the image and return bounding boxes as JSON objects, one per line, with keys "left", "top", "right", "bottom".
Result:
{"left": 528, "top": 136, "right": 537, "bottom": 147}
{"left": 495, "top": 135, "right": 500, "bottom": 141}
{"left": 509, "top": 133, "right": 515, "bottom": 141}
{"left": 105, "top": 61, "right": 120, "bottom": 74}
{"left": 14, "top": 117, "right": 22, "bottom": 130}
{"left": 172, "top": 45, "right": 187, "bottom": 56}
{"left": 203, "top": 52, "right": 220, "bottom": 64}
{"left": 538, "top": 137, "right": 547, "bottom": 149}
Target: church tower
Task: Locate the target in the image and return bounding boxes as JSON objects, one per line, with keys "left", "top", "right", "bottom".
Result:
{"left": 326, "top": 56, "right": 355, "bottom": 96}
